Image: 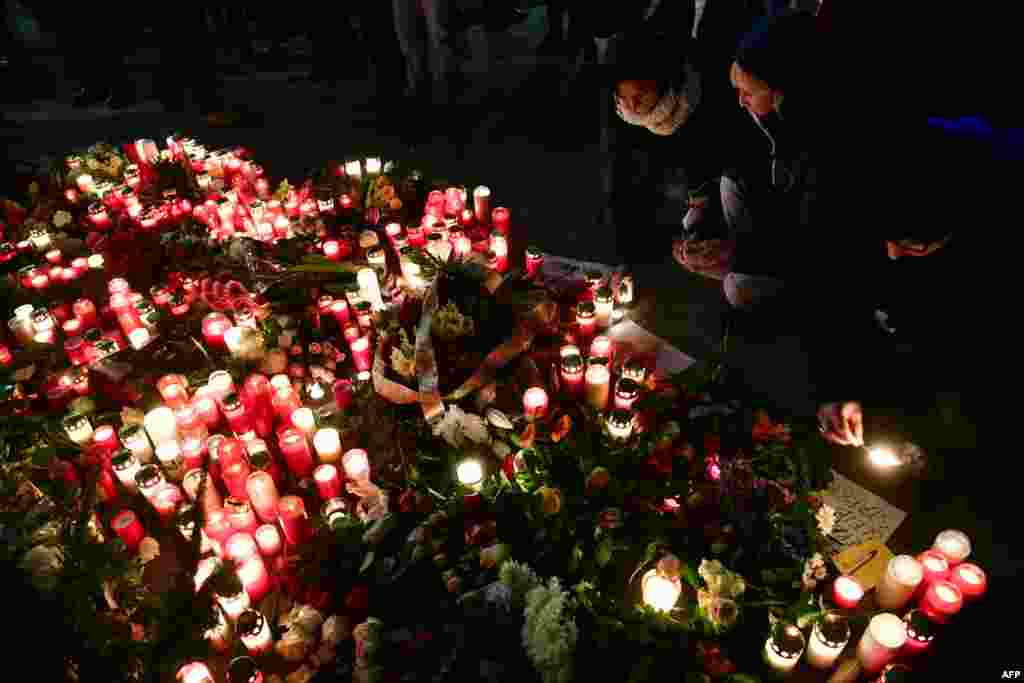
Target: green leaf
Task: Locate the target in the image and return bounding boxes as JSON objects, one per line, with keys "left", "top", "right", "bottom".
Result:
{"left": 360, "top": 551, "right": 376, "bottom": 574}
{"left": 595, "top": 537, "right": 613, "bottom": 567}
{"left": 727, "top": 674, "right": 762, "bottom": 683}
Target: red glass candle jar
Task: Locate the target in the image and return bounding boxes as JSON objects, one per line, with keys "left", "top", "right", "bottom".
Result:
{"left": 832, "top": 575, "right": 865, "bottom": 609}
{"left": 313, "top": 464, "right": 343, "bottom": 500}
{"left": 278, "top": 427, "right": 315, "bottom": 479}
{"left": 919, "top": 580, "right": 963, "bottom": 624}
{"left": 277, "top": 496, "right": 310, "bottom": 546}
{"left": 948, "top": 562, "right": 987, "bottom": 602}
{"left": 491, "top": 207, "right": 511, "bottom": 234}
{"left": 918, "top": 550, "right": 951, "bottom": 587}
{"left": 111, "top": 510, "right": 145, "bottom": 553}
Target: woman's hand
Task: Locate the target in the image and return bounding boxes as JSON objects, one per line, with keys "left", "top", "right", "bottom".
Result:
{"left": 817, "top": 401, "right": 864, "bottom": 446}
{"left": 672, "top": 239, "right": 733, "bottom": 280}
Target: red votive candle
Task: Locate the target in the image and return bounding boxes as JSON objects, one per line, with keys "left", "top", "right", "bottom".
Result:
{"left": 157, "top": 374, "right": 190, "bottom": 409}
{"left": 918, "top": 550, "right": 951, "bottom": 587}
{"left": 948, "top": 563, "right": 987, "bottom": 602}
{"left": 919, "top": 580, "right": 963, "bottom": 624}
{"left": 64, "top": 336, "right": 87, "bottom": 366}
{"left": 222, "top": 393, "right": 255, "bottom": 437}
{"left": 245, "top": 471, "right": 280, "bottom": 524}
{"left": 342, "top": 448, "right": 370, "bottom": 481}
{"left": 255, "top": 524, "right": 282, "bottom": 558}
{"left": 900, "top": 609, "right": 935, "bottom": 657}
{"left": 590, "top": 335, "right": 614, "bottom": 364}
{"left": 523, "top": 387, "right": 549, "bottom": 421}
{"left": 832, "top": 575, "right": 865, "bottom": 609}
{"left": 221, "top": 459, "right": 252, "bottom": 500}
{"left": 330, "top": 300, "right": 350, "bottom": 326}
{"left": 205, "top": 508, "right": 235, "bottom": 549}
{"left": 92, "top": 424, "right": 120, "bottom": 454}
{"left": 351, "top": 336, "right": 372, "bottom": 372}
{"left": 0, "top": 345, "right": 12, "bottom": 367}
{"left": 237, "top": 556, "right": 272, "bottom": 602}
{"left": 111, "top": 510, "right": 145, "bottom": 553}
{"left": 152, "top": 484, "right": 184, "bottom": 524}
{"left": 225, "top": 531, "right": 259, "bottom": 562}
{"left": 277, "top": 496, "right": 310, "bottom": 546}
{"left": 278, "top": 427, "right": 315, "bottom": 479}
{"left": 314, "top": 464, "right": 343, "bottom": 500}
{"left": 491, "top": 207, "right": 511, "bottom": 234}
{"left": 323, "top": 239, "right": 342, "bottom": 261}
{"left": 334, "top": 379, "right": 353, "bottom": 410}
{"left": 202, "top": 312, "right": 232, "bottom": 350}
{"left": 525, "top": 247, "right": 544, "bottom": 279}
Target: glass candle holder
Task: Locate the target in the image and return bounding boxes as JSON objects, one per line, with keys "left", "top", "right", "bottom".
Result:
{"left": 111, "top": 509, "right": 145, "bottom": 553}
{"left": 354, "top": 302, "right": 374, "bottom": 332}
{"left": 576, "top": 302, "right": 597, "bottom": 344}
{"left": 594, "top": 286, "right": 614, "bottom": 328}
{"left": 523, "top": 387, "right": 549, "bottom": 421}
{"left": 607, "top": 410, "right": 635, "bottom": 441}
{"left": 901, "top": 609, "right": 935, "bottom": 657}
{"left": 584, "top": 363, "right": 611, "bottom": 412}
{"left": 225, "top": 531, "right": 259, "bottom": 563}
{"left": 64, "top": 414, "right": 94, "bottom": 446}
{"left": 948, "top": 562, "right": 987, "bottom": 602}
{"left": 613, "top": 378, "right": 640, "bottom": 411}
{"left": 254, "top": 524, "right": 282, "bottom": 558}
{"left": 933, "top": 529, "right": 971, "bottom": 566}
{"left": 225, "top": 496, "right": 259, "bottom": 535}
{"left": 857, "top": 613, "right": 906, "bottom": 674}
{"left": 228, "top": 656, "right": 264, "bottom": 683}
{"left": 350, "top": 336, "right": 373, "bottom": 372}
{"left": 763, "top": 621, "right": 805, "bottom": 677}
{"left": 152, "top": 483, "right": 184, "bottom": 523}
{"left": 145, "top": 406, "right": 178, "bottom": 446}
{"left": 111, "top": 449, "right": 141, "bottom": 493}
{"left": 279, "top": 427, "right": 315, "bottom": 479}
{"left": 208, "top": 370, "right": 236, "bottom": 402}
{"left": 222, "top": 393, "right": 254, "bottom": 437}
{"left": 238, "top": 609, "right": 274, "bottom": 655}
{"left": 238, "top": 555, "right": 272, "bottom": 602}
{"left": 290, "top": 407, "right": 316, "bottom": 438}
{"left": 622, "top": 356, "right": 648, "bottom": 383}
{"left": 322, "top": 497, "right": 350, "bottom": 529}
{"left": 832, "top": 575, "right": 865, "bottom": 609}
{"left": 525, "top": 246, "right": 544, "bottom": 279}
{"left": 177, "top": 661, "right": 215, "bottom": 683}
{"left": 135, "top": 464, "right": 165, "bottom": 500}
{"left": 277, "top": 496, "right": 310, "bottom": 546}
{"left": 919, "top": 580, "right": 962, "bottom": 624}
{"left": 589, "top": 335, "right": 614, "bottom": 364}
{"left": 313, "top": 427, "right": 342, "bottom": 464}
{"left": 807, "top": 612, "right": 851, "bottom": 669}
{"left": 876, "top": 663, "right": 914, "bottom": 683}
{"left": 183, "top": 468, "right": 223, "bottom": 515}
{"left": 641, "top": 568, "right": 681, "bottom": 612}
{"left": 245, "top": 471, "right": 280, "bottom": 524}
{"left": 876, "top": 555, "right": 924, "bottom": 610}
{"left": 202, "top": 312, "right": 232, "bottom": 350}
{"left": 204, "top": 607, "right": 232, "bottom": 654}
{"left": 217, "top": 588, "right": 251, "bottom": 622}
{"left": 491, "top": 206, "right": 510, "bottom": 234}
{"left": 156, "top": 440, "right": 186, "bottom": 481}
{"left": 314, "top": 464, "right": 343, "bottom": 500}
{"left": 559, "top": 353, "right": 585, "bottom": 398}
{"left": 917, "top": 550, "right": 950, "bottom": 585}
{"left": 221, "top": 459, "right": 252, "bottom": 500}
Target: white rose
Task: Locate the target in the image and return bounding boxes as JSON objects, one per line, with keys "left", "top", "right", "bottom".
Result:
{"left": 816, "top": 504, "right": 836, "bottom": 536}
{"left": 53, "top": 211, "right": 72, "bottom": 229}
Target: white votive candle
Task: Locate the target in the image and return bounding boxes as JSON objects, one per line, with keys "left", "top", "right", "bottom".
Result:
{"left": 806, "top": 612, "right": 850, "bottom": 670}
{"left": 876, "top": 554, "right": 924, "bottom": 610}
{"left": 357, "top": 267, "right": 385, "bottom": 311}
{"left": 145, "top": 406, "right": 178, "bottom": 445}
{"left": 313, "top": 427, "right": 342, "bottom": 464}
{"left": 291, "top": 407, "right": 316, "bottom": 438}
{"left": 763, "top": 622, "right": 805, "bottom": 676}
{"left": 856, "top": 613, "right": 906, "bottom": 674}
{"left": 933, "top": 529, "right": 971, "bottom": 566}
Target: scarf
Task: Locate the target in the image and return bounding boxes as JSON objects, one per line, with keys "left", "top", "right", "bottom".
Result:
{"left": 615, "top": 62, "right": 701, "bottom": 136}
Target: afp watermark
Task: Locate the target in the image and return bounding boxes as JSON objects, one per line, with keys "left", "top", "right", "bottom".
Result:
{"left": 1003, "top": 672, "right": 1023, "bottom": 679}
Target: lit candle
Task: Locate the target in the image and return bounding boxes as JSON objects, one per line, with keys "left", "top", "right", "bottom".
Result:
{"left": 157, "top": 374, "right": 190, "bottom": 410}
{"left": 254, "top": 524, "right": 282, "bottom": 558}
{"left": 135, "top": 464, "right": 165, "bottom": 500}
{"left": 919, "top": 580, "right": 963, "bottom": 624}
{"left": 222, "top": 393, "right": 255, "bottom": 437}
{"left": 641, "top": 568, "right": 681, "bottom": 611}
{"left": 590, "top": 336, "right": 614, "bottom": 364}
{"left": 152, "top": 483, "right": 184, "bottom": 524}
{"left": 918, "top": 550, "right": 950, "bottom": 586}
{"left": 350, "top": 336, "right": 373, "bottom": 372}
{"left": 238, "top": 609, "right": 274, "bottom": 655}
{"left": 64, "top": 414, "right": 94, "bottom": 446}
{"left": 948, "top": 562, "right": 986, "bottom": 602}
{"left": 491, "top": 206, "right": 510, "bottom": 234}
{"left": 156, "top": 440, "right": 186, "bottom": 481}
{"left": 560, "top": 354, "right": 585, "bottom": 399}
{"left": 111, "top": 449, "right": 141, "bottom": 493}
{"left": 594, "top": 286, "right": 614, "bottom": 328}
{"left": 208, "top": 370, "right": 236, "bottom": 402}
{"left": 763, "top": 621, "right": 806, "bottom": 676}
{"left": 311, "top": 428, "right": 342, "bottom": 466}
{"left": 277, "top": 496, "right": 310, "bottom": 546}
{"left": 933, "top": 529, "right": 971, "bottom": 566}
{"left": 856, "top": 613, "right": 906, "bottom": 674}
{"left": 613, "top": 378, "right": 640, "bottom": 411}
{"left": 472, "top": 186, "right": 491, "bottom": 224}
{"left": 876, "top": 663, "right": 913, "bottom": 683}
{"left": 202, "top": 312, "right": 232, "bottom": 350}
{"left": 314, "top": 464, "right": 343, "bottom": 500}
{"left": 111, "top": 509, "right": 145, "bottom": 553}
{"left": 245, "top": 471, "right": 280, "bottom": 524}
{"left": 525, "top": 247, "right": 544, "bottom": 279}
{"left": 225, "top": 531, "right": 260, "bottom": 563}
{"left": 621, "top": 356, "right": 648, "bottom": 383}
{"left": 221, "top": 459, "right": 252, "bottom": 500}
{"left": 832, "top": 575, "right": 865, "bottom": 609}
{"left": 205, "top": 508, "right": 236, "bottom": 552}
{"left": 900, "top": 609, "right": 935, "bottom": 657}
{"left": 876, "top": 555, "right": 924, "bottom": 610}
{"left": 807, "top": 612, "right": 851, "bottom": 670}
{"left": 291, "top": 407, "right": 316, "bottom": 438}
{"left": 205, "top": 608, "right": 232, "bottom": 654}
{"left": 343, "top": 448, "right": 370, "bottom": 481}
{"left": 177, "top": 661, "right": 215, "bottom": 683}
{"left": 357, "top": 267, "right": 384, "bottom": 311}
{"left": 453, "top": 235, "right": 472, "bottom": 259}
{"left": 576, "top": 302, "right": 597, "bottom": 344}
{"left": 237, "top": 556, "right": 271, "bottom": 602}
{"left": 523, "top": 387, "right": 549, "bottom": 421}
{"left": 330, "top": 299, "right": 351, "bottom": 327}
{"left": 217, "top": 587, "right": 251, "bottom": 621}
{"left": 607, "top": 410, "right": 635, "bottom": 441}
{"left": 584, "top": 363, "right": 611, "bottom": 412}
{"left": 456, "top": 457, "right": 484, "bottom": 490}
{"left": 278, "top": 427, "right": 315, "bottom": 478}
{"left": 145, "top": 406, "right": 178, "bottom": 445}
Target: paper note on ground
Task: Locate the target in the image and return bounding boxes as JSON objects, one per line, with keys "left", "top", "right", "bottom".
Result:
{"left": 540, "top": 254, "right": 618, "bottom": 289}
{"left": 608, "top": 320, "right": 695, "bottom": 377}
{"left": 832, "top": 538, "right": 894, "bottom": 591}
{"left": 823, "top": 470, "right": 906, "bottom": 551}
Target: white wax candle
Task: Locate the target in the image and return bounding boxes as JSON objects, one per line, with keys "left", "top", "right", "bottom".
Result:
{"left": 640, "top": 569, "right": 680, "bottom": 611}
{"left": 933, "top": 529, "right": 971, "bottom": 565}
{"left": 856, "top": 613, "right": 906, "bottom": 674}
{"left": 217, "top": 590, "right": 251, "bottom": 621}
{"left": 584, "top": 364, "right": 611, "bottom": 412}
{"left": 876, "top": 555, "right": 924, "bottom": 610}
{"left": 156, "top": 440, "right": 185, "bottom": 481}
{"left": 65, "top": 416, "right": 94, "bottom": 446}
{"left": 145, "top": 406, "right": 178, "bottom": 445}
{"left": 313, "top": 427, "right": 342, "bottom": 464}
{"left": 806, "top": 615, "right": 850, "bottom": 670}
{"left": 291, "top": 407, "right": 316, "bottom": 438}
{"left": 239, "top": 610, "right": 274, "bottom": 655}
{"left": 763, "top": 623, "right": 805, "bottom": 676}
{"left": 456, "top": 458, "right": 484, "bottom": 489}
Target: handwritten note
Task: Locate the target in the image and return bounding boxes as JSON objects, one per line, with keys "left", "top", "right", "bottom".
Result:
{"left": 823, "top": 470, "right": 907, "bottom": 551}
{"left": 539, "top": 254, "right": 618, "bottom": 291}
{"left": 607, "top": 320, "right": 696, "bottom": 378}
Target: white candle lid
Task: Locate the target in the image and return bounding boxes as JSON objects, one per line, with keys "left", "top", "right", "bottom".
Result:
{"left": 888, "top": 555, "right": 924, "bottom": 584}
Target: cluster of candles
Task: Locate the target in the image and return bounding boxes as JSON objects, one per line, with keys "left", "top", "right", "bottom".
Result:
{"left": 761, "top": 529, "right": 984, "bottom": 678}
{"left": 6, "top": 238, "right": 108, "bottom": 292}
{"left": 178, "top": 655, "right": 264, "bottom": 683}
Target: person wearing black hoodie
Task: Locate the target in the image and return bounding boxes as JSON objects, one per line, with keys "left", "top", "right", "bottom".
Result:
{"left": 674, "top": 10, "right": 858, "bottom": 312}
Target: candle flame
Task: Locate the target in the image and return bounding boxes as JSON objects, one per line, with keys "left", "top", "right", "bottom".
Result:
{"left": 868, "top": 446, "right": 900, "bottom": 467}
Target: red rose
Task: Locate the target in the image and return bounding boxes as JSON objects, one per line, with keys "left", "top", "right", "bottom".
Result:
{"left": 398, "top": 489, "right": 417, "bottom": 514}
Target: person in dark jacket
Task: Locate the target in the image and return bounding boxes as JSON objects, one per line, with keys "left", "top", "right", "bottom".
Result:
{"left": 674, "top": 10, "right": 849, "bottom": 310}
